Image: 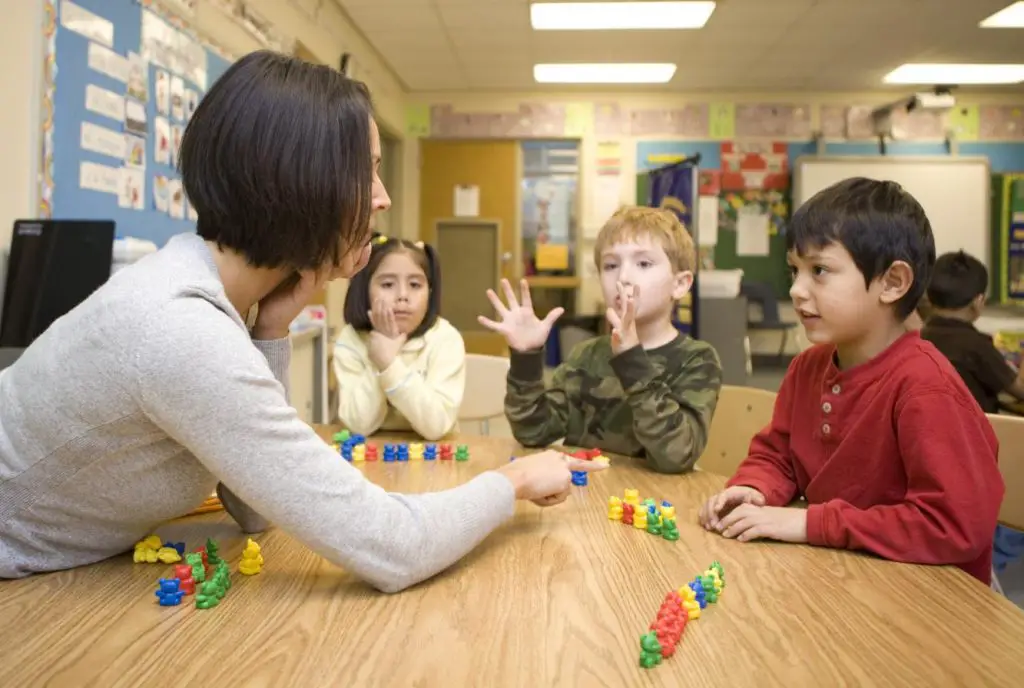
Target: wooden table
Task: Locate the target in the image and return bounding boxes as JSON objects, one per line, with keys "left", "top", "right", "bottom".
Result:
{"left": 2, "top": 430, "right": 1024, "bottom": 687}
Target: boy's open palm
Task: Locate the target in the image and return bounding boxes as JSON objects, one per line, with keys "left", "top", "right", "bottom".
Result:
{"left": 478, "top": 279, "right": 564, "bottom": 353}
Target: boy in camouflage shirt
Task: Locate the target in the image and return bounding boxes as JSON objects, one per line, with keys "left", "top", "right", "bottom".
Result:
{"left": 478, "top": 206, "right": 722, "bottom": 473}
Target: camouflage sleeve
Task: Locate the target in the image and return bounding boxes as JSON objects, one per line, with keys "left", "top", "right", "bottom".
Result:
{"left": 504, "top": 349, "right": 571, "bottom": 448}
{"left": 609, "top": 342, "right": 722, "bottom": 474}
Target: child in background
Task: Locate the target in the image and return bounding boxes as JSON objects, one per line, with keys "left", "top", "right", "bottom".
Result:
{"left": 920, "top": 250, "right": 1024, "bottom": 576}
{"left": 920, "top": 250, "right": 1024, "bottom": 413}
{"left": 334, "top": 236, "right": 465, "bottom": 440}
{"left": 698, "top": 178, "right": 1004, "bottom": 585}
{"left": 480, "top": 206, "right": 722, "bottom": 474}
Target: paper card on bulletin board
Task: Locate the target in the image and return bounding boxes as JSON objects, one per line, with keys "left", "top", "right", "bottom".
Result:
{"left": 564, "top": 102, "right": 593, "bottom": 138}
{"left": 698, "top": 195, "right": 719, "bottom": 247}
{"left": 536, "top": 243, "right": 570, "bottom": 271}
{"left": 948, "top": 105, "right": 980, "bottom": 141}
{"left": 405, "top": 104, "right": 431, "bottom": 138}
{"left": 709, "top": 102, "right": 736, "bottom": 139}
{"left": 454, "top": 184, "right": 480, "bottom": 217}
{"left": 736, "top": 211, "right": 770, "bottom": 256}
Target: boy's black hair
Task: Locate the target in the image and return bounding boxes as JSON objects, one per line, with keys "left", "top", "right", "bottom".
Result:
{"left": 179, "top": 50, "right": 374, "bottom": 270}
{"left": 787, "top": 177, "right": 936, "bottom": 319}
{"left": 343, "top": 237, "right": 442, "bottom": 339}
{"left": 927, "top": 250, "right": 988, "bottom": 309}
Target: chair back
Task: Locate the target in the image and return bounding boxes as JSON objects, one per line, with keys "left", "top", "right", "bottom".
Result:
{"left": 987, "top": 412, "right": 1024, "bottom": 531}
{"left": 460, "top": 354, "right": 510, "bottom": 435}
{"left": 698, "top": 385, "right": 777, "bottom": 477}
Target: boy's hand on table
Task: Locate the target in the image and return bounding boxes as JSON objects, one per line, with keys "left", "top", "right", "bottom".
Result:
{"left": 716, "top": 504, "right": 808, "bottom": 544}
{"left": 698, "top": 485, "right": 765, "bottom": 530}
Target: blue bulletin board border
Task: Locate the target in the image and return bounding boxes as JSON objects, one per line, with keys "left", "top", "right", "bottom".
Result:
{"left": 41, "top": 0, "right": 233, "bottom": 246}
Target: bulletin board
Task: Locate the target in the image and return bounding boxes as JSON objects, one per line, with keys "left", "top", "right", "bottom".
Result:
{"left": 44, "top": 0, "right": 232, "bottom": 247}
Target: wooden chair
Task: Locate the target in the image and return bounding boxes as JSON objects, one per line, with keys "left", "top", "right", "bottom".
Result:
{"left": 459, "top": 354, "right": 510, "bottom": 436}
{"left": 697, "top": 385, "right": 778, "bottom": 477}
{"left": 987, "top": 413, "right": 1024, "bottom": 532}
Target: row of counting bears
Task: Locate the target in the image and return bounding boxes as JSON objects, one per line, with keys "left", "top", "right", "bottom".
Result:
{"left": 608, "top": 492, "right": 678, "bottom": 542}
{"left": 640, "top": 561, "right": 726, "bottom": 669}
{"left": 238, "top": 538, "right": 264, "bottom": 575}
{"left": 567, "top": 448, "right": 611, "bottom": 465}
{"left": 196, "top": 560, "right": 232, "bottom": 609}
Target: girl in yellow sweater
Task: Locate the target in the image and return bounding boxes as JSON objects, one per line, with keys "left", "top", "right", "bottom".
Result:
{"left": 333, "top": 236, "right": 465, "bottom": 440}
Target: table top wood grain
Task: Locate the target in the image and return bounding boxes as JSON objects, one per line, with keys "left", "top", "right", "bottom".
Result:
{"left": 2, "top": 429, "right": 1023, "bottom": 687}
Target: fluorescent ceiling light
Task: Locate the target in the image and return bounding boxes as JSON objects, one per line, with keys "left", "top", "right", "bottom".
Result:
{"left": 883, "top": 63, "right": 1024, "bottom": 85}
{"left": 534, "top": 63, "right": 677, "bottom": 83}
{"left": 980, "top": 2, "right": 1024, "bottom": 28}
{"left": 531, "top": 2, "right": 715, "bottom": 30}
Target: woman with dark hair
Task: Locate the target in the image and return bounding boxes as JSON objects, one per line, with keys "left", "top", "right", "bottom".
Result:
{"left": 0, "top": 51, "right": 602, "bottom": 591}
{"left": 334, "top": 236, "right": 465, "bottom": 440}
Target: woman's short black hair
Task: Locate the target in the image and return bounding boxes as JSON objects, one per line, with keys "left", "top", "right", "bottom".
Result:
{"left": 927, "top": 250, "right": 989, "bottom": 309}
{"left": 787, "top": 177, "right": 936, "bottom": 319}
{"left": 179, "top": 50, "right": 373, "bottom": 270}
{"left": 343, "top": 237, "right": 442, "bottom": 339}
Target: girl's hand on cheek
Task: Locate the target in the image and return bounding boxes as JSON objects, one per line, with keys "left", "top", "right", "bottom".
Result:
{"left": 367, "top": 299, "right": 406, "bottom": 371}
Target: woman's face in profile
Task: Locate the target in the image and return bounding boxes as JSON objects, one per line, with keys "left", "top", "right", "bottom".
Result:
{"left": 330, "top": 119, "right": 391, "bottom": 281}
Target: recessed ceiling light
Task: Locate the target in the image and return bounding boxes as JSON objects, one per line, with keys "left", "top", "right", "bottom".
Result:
{"left": 980, "top": 2, "right": 1024, "bottom": 28}
{"left": 530, "top": 2, "right": 715, "bottom": 30}
{"left": 534, "top": 63, "right": 678, "bottom": 84}
{"left": 883, "top": 63, "right": 1024, "bottom": 85}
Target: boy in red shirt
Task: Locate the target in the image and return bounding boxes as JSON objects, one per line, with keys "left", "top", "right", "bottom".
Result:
{"left": 698, "top": 178, "right": 1004, "bottom": 584}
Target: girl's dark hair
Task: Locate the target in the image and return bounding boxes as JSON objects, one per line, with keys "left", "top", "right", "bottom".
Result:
{"left": 927, "top": 250, "right": 989, "bottom": 309}
{"left": 343, "top": 236, "right": 442, "bottom": 339}
{"left": 179, "top": 50, "right": 373, "bottom": 269}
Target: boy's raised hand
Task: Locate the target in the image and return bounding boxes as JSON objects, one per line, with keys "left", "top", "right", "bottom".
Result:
{"left": 478, "top": 278, "right": 564, "bottom": 353}
{"left": 606, "top": 282, "right": 640, "bottom": 354}
{"left": 698, "top": 485, "right": 766, "bottom": 531}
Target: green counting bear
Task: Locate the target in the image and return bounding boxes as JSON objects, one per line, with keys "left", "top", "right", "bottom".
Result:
{"left": 639, "top": 631, "right": 663, "bottom": 668}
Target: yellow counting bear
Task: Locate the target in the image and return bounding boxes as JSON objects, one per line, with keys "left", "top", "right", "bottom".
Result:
{"left": 132, "top": 534, "right": 163, "bottom": 563}
{"left": 678, "top": 586, "right": 701, "bottom": 620}
{"left": 623, "top": 489, "right": 640, "bottom": 506}
{"left": 607, "top": 496, "right": 623, "bottom": 520}
{"left": 238, "top": 538, "right": 264, "bottom": 576}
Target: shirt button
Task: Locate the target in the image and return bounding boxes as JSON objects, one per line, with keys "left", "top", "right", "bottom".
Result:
{"left": 831, "top": 384, "right": 841, "bottom": 394}
{"left": 822, "top": 402, "right": 832, "bottom": 413}
{"left": 822, "top": 423, "right": 831, "bottom": 435}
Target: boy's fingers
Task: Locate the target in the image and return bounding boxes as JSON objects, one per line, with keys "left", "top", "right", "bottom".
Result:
{"left": 501, "top": 279, "right": 519, "bottom": 309}
{"left": 606, "top": 307, "right": 622, "bottom": 329}
{"left": 520, "top": 279, "right": 533, "bottom": 310}
{"left": 477, "top": 315, "right": 502, "bottom": 331}
{"left": 485, "top": 289, "right": 509, "bottom": 316}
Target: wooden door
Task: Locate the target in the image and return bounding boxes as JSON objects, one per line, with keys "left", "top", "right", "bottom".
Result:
{"left": 420, "top": 140, "right": 518, "bottom": 356}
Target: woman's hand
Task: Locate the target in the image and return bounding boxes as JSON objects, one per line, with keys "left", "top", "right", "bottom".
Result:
{"left": 252, "top": 268, "right": 329, "bottom": 340}
{"left": 497, "top": 450, "right": 608, "bottom": 506}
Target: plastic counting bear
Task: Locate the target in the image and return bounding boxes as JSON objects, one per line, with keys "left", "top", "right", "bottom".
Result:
{"left": 608, "top": 490, "right": 679, "bottom": 542}
{"left": 639, "top": 561, "right": 726, "bottom": 669}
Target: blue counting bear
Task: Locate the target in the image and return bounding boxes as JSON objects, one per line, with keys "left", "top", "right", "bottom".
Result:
{"left": 156, "top": 578, "right": 184, "bottom": 606}
{"left": 397, "top": 444, "right": 409, "bottom": 462}
{"left": 570, "top": 470, "right": 588, "bottom": 486}
{"left": 424, "top": 444, "right": 438, "bottom": 461}
{"left": 383, "top": 443, "right": 397, "bottom": 462}
{"left": 689, "top": 578, "right": 707, "bottom": 609}
{"left": 163, "top": 541, "right": 185, "bottom": 555}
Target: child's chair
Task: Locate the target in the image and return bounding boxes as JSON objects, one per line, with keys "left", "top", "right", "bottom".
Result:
{"left": 697, "top": 385, "right": 777, "bottom": 477}
{"left": 987, "top": 412, "right": 1024, "bottom": 595}
{"left": 459, "top": 354, "right": 510, "bottom": 436}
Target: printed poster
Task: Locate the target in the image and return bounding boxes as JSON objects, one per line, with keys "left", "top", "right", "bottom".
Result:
{"left": 155, "top": 70, "right": 170, "bottom": 116}
{"left": 79, "top": 161, "right": 120, "bottom": 195}
{"left": 127, "top": 52, "right": 148, "bottom": 102}
{"left": 185, "top": 88, "right": 199, "bottom": 121}
{"left": 80, "top": 121, "right": 125, "bottom": 160}
{"left": 168, "top": 178, "right": 185, "bottom": 219}
{"left": 61, "top": 0, "right": 114, "bottom": 47}
{"left": 125, "top": 100, "right": 148, "bottom": 136}
{"left": 87, "top": 43, "right": 129, "bottom": 83}
{"left": 118, "top": 168, "right": 145, "bottom": 210}
{"left": 85, "top": 84, "right": 124, "bottom": 122}
{"left": 170, "top": 76, "right": 185, "bottom": 122}
{"left": 170, "top": 124, "right": 184, "bottom": 168}
{"left": 154, "top": 117, "right": 170, "bottom": 164}
{"left": 124, "top": 134, "right": 146, "bottom": 169}
{"left": 153, "top": 175, "right": 170, "bottom": 212}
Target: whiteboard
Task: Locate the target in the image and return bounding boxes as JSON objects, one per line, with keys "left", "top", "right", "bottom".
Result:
{"left": 793, "top": 156, "right": 991, "bottom": 269}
